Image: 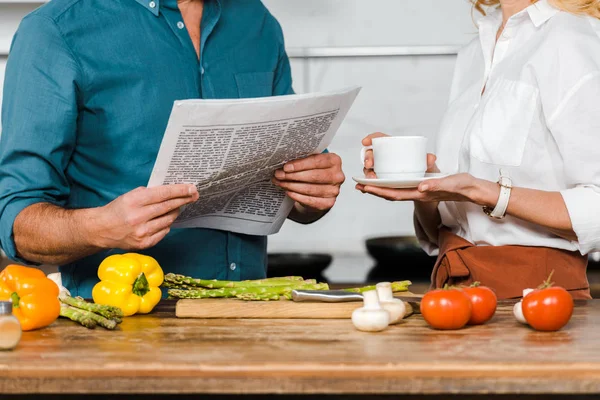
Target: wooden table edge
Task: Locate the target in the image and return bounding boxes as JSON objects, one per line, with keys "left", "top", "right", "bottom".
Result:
{"left": 3, "top": 363, "right": 600, "bottom": 394}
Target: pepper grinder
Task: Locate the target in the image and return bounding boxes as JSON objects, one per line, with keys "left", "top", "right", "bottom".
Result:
{"left": 0, "top": 301, "right": 21, "bottom": 350}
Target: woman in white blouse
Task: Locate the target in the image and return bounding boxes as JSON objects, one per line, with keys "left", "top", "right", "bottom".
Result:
{"left": 357, "top": 0, "right": 600, "bottom": 299}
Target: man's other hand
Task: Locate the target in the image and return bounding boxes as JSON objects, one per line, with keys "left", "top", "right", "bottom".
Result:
{"left": 91, "top": 184, "right": 199, "bottom": 250}
{"left": 272, "top": 153, "right": 345, "bottom": 213}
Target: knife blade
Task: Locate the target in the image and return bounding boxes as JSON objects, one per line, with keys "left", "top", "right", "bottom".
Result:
{"left": 291, "top": 290, "right": 363, "bottom": 303}
{"left": 291, "top": 289, "right": 422, "bottom": 307}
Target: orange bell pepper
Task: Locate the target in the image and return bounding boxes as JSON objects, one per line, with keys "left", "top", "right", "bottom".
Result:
{"left": 0, "top": 265, "right": 61, "bottom": 331}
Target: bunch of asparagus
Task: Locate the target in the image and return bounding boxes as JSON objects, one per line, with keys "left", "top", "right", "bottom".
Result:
{"left": 58, "top": 296, "right": 124, "bottom": 330}
{"left": 164, "top": 273, "right": 412, "bottom": 301}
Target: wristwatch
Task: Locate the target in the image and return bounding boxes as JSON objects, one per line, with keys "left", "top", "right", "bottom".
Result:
{"left": 483, "top": 169, "right": 512, "bottom": 219}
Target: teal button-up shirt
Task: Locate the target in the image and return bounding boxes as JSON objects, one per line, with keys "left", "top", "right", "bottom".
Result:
{"left": 0, "top": 0, "right": 294, "bottom": 297}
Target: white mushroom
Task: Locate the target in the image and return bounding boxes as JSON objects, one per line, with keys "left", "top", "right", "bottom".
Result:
{"left": 376, "top": 282, "right": 407, "bottom": 324}
{"left": 351, "top": 290, "right": 390, "bottom": 332}
{"left": 513, "top": 288, "right": 535, "bottom": 325}
{"left": 47, "top": 272, "right": 71, "bottom": 299}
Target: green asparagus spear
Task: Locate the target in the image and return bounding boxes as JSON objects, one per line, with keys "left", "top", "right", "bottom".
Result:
{"left": 343, "top": 281, "right": 412, "bottom": 293}
{"left": 235, "top": 292, "right": 283, "bottom": 301}
{"left": 163, "top": 279, "right": 318, "bottom": 292}
{"left": 168, "top": 282, "right": 329, "bottom": 300}
{"left": 161, "top": 280, "right": 199, "bottom": 291}
{"left": 60, "top": 305, "right": 119, "bottom": 330}
{"left": 164, "top": 273, "right": 314, "bottom": 289}
{"left": 59, "top": 306, "right": 98, "bottom": 329}
{"left": 81, "top": 308, "right": 119, "bottom": 329}
{"left": 59, "top": 295, "right": 124, "bottom": 319}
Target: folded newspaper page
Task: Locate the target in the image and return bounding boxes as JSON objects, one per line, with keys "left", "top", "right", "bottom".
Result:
{"left": 147, "top": 86, "right": 361, "bottom": 235}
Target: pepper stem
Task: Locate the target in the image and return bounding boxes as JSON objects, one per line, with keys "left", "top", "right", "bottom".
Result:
{"left": 132, "top": 272, "right": 150, "bottom": 297}
{"left": 11, "top": 292, "right": 20, "bottom": 308}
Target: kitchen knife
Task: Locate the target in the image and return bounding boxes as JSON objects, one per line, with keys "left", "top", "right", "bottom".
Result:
{"left": 292, "top": 290, "right": 421, "bottom": 308}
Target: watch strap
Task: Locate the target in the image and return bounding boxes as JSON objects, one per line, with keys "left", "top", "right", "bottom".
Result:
{"left": 484, "top": 169, "right": 512, "bottom": 219}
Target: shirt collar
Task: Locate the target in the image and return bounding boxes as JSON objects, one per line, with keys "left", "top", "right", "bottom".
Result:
{"left": 477, "top": 6, "right": 502, "bottom": 30}
{"left": 134, "top": 0, "right": 160, "bottom": 17}
{"left": 527, "top": 0, "right": 560, "bottom": 27}
{"left": 477, "top": 0, "right": 559, "bottom": 30}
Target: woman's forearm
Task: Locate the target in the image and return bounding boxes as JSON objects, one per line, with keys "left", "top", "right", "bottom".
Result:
{"left": 472, "top": 180, "right": 577, "bottom": 241}
{"left": 506, "top": 188, "right": 576, "bottom": 241}
{"left": 414, "top": 201, "right": 442, "bottom": 245}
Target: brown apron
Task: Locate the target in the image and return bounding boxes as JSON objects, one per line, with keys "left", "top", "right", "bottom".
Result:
{"left": 431, "top": 229, "right": 591, "bottom": 299}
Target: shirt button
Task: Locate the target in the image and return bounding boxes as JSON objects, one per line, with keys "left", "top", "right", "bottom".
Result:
{"left": 149, "top": 1, "right": 156, "bottom": 8}
{"left": 177, "top": 21, "right": 185, "bottom": 29}
{"left": 201, "top": 67, "right": 205, "bottom": 75}
{"left": 229, "top": 263, "right": 237, "bottom": 271}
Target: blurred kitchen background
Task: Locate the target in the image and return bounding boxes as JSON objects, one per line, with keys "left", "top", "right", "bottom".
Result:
{"left": 2, "top": 0, "right": 599, "bottom": 293}
{"left": 262, "top": 0, "right": 474, "bottom": 289}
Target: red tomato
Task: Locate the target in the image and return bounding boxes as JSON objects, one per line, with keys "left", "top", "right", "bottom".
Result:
{"left": 522, "top": 286, "right": 574, "bottom": 332}
{"left": 420, "top": 289, "right": 472, "bottom": 330}
{"left": 462, "top": 285, "right": 497, "bottom": 325}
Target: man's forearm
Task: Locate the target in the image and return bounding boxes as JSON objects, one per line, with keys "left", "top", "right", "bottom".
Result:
{"left": 13, "top": 203, "right": 102, "bottom": 265}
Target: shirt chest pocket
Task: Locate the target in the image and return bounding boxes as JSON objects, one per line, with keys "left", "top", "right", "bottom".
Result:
{"left": 469, "top": 79, "right": 539, "bottom": 167}
{"left": 235, "top": 72, "right": 275, "bottom": 98}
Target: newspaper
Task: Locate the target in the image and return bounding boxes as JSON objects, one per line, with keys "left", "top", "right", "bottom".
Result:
{"left": 147, "top": 86, "right": 361, "bottom": 235}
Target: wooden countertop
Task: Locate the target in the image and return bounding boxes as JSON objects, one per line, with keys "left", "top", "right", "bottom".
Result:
{"left": 2, "top": 300, "right": 600, "bottom": 396}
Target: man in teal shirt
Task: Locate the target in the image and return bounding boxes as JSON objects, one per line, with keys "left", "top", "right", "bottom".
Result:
{"left": 0, "top": 0, "right": 345, "bottom": 297}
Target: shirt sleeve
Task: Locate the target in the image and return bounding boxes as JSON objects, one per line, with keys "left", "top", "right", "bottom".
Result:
{"left": 413, "top": 211, "right": 440, "bottom": 256}
{"left": 549, "top": 73, "right": 600, "bottom": 254}
{"left": 0, "top": 14, "right": 81, "bottom": 262}
{"left": 271, "top": 18, "right": 294, "bottom": 97}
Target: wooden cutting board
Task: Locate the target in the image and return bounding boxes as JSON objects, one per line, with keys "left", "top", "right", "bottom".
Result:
{"left": 176, "top": 294, "right": 421, "bottom": 319}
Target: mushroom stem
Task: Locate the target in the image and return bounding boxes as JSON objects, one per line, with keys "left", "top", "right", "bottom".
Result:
{"left": 376, "top": 282, "right": 406, "bottom": 324}
{"left": 362, "top": 290, "right": 381, "bottom": 309}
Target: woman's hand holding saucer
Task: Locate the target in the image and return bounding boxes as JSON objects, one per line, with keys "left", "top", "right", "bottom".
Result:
{"left": 356, "top": 133, "right": 499, "bottom": 206}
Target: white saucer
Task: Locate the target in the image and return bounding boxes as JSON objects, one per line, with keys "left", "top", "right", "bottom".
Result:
{"left": 352, "top": 173, "right": 449, "bottom": 189}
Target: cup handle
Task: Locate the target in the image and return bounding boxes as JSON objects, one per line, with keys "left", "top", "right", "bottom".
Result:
{"left": 360, "top": 145, "right": 373, "bottom": 168}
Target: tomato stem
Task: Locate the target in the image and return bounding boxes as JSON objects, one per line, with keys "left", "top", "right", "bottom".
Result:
{"left": 443, "top": 283, "right": 463, "bottom": 290}
{"left": 470, "top": 281, "right": 481, "bottom": 288}
{"left": 537, "top": 270, "right": 555, "bottom": 290}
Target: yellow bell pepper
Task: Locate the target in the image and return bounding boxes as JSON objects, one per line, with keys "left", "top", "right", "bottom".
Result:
{"left": 92, "top": 253, "right": 164, "bottom": 317}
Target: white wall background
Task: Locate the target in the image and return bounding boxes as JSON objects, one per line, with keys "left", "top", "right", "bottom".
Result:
{"left": 0, "top": 0, "right": 478, "bottom": 257}
{"left": 264, "top": 0, "right": 477, "bottom": 254}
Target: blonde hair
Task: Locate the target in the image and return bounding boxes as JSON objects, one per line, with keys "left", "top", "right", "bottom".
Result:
{"left": 471, "top": 0, "right": 600, "bottom": 18}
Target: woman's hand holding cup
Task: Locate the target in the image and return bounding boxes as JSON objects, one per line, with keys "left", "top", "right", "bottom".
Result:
{"left": 361, "top": 132, "right": 439, "bottom": 179}
{"left": 357, "top": 132, "right": 494, "bottom": 204}
{"left": 361, "top": 132, "right": 387, "bottom": 178}
{"left": 361, "top": 133, "right": 429, "bottom": 179}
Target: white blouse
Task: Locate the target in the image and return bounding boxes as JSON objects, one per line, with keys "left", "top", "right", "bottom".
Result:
{"left": 416, "top": 0, "right": 600, "bottom": 255}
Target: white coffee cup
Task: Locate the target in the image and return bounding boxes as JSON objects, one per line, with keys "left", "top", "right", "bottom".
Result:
{"left": 360, "top": 136, "right": 428, "bottom": 179}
